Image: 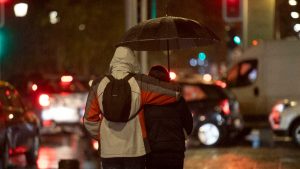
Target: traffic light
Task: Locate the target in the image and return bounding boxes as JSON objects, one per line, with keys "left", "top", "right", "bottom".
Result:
{"left": 222, "top": 0, "right": 242, "bottom": 22}
{"left": 226, "top": 26, "right": 241, "bottom": 49}
{"left": 198, "top": 52, "right": 206, "bottom": 61}
{"left": 233, "top": 36, "right": 241, "bottom": 45}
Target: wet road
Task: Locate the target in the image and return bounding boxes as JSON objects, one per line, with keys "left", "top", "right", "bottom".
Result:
{"left": 10, "top": 126, "right": 99, "bottom": 169}
{"left": 8, "top": 127, "right": 300, "bottom": 169}
{"left": 184, "top": 145, "right": 300, "bottom": 169}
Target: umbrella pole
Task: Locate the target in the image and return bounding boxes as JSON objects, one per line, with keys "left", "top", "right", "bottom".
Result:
{"left": 167, "top": 40, "right": 170, "bottom": 72}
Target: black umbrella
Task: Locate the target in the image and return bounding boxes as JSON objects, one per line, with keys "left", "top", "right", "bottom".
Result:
{"left": 116, "top": 16, "right": 220, "bottom": 71}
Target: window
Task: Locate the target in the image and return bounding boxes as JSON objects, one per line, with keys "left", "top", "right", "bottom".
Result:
{"left": 183, "top": 85, "right": 207, "bottom": 101}
{"left": 227, "top": 59, "right": 258, "bottom": 87}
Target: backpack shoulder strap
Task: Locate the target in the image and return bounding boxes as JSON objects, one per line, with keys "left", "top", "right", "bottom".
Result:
{"left": 124, "top": 73, "right": 135, "bottom": 81}
{"left": 127, "top": 106, "right": 143, "bottom": 121}
{"left": 105, "top": 75, "right": 115, "bottom": 81}
{"left": 105, "top": 73, "right": 134, "bottom": 81}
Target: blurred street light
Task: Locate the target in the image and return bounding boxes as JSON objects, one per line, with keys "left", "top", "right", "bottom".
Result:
{"left": 14, "top": 3, "right": 28, "bottom": 17}
{"left": 189, "top": 58, "right": 197, "bottom": 67}
{"left": 78, "top": 24, "right": 85, "bottom": 31}
{"left": 291, "top": 12, "right": 299, "bottom": 19}
{"left": 252, "top": 40, "right": 259, "bottom": 46}
{"left": 294, "top": 24, "right": 300, "bottom": 32}
{"left": 49, "top": 11, "right": 59, "bottom": 24}
{"left": 169, "top": 72, "right": 177, "bottom": 80}
{"left": 198, "top": 60, "right": 205, "bottom": 66}
{"left": 289, "top": 0, "right": 297, "bottom": 6}
{"left": 203, "top": 74, "right": 212, "bottom": 82}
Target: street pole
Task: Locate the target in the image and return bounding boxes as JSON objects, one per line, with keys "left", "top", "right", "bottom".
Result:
{"left": 242, "top": 0, "right": 248, "bottom": 49}
{"left": 125, "top": 0, "right": 137, "bottom": 30}
{"left": 140, "top": 0, "right": 148, "bottom": 73}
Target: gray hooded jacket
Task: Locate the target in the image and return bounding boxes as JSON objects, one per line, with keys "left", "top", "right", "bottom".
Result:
{"left": 84, "top": 46, "right": 180, "bottom": 158}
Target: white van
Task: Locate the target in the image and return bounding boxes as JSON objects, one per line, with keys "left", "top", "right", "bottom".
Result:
{"left": 226, "top": 40, "right": 300, "bottom": 127}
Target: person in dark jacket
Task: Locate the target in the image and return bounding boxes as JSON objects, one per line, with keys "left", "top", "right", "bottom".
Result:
{"left": 144, "top": 65, "right": 193, "bottom": 169}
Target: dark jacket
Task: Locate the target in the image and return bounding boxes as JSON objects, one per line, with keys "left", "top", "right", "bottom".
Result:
{"left": 144, "top": 97, "right": 193, "bottom": 153}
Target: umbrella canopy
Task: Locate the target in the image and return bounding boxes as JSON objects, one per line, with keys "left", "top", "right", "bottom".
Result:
{"left": 116, "top": 16, "right": 220, "bottom": 51}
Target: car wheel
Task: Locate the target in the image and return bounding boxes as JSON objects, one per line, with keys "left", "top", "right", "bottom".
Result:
{"left": 291, "top": 121, "right": 300, "bottom": 146}
{"left": 0, "top": 142, "right": 9, "bottom": 169}
{"left": 25, "top": 136, "right": 40, "bottom": 166}
{"left": 197, "top": 123, "right": 222, "bottom": 146}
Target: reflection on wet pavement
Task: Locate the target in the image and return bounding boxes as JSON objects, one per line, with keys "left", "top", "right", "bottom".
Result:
{"left": 8, "top": 128, "right": 300, "bottom": 169}
{"left": 10, "top": 131, "right": 99, "bottom": 169}
{"left": 184, "top": 146, "right": 300, "bottom": 169}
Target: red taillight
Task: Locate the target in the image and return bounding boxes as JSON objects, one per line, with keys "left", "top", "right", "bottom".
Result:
{"left": 215, "top": 80, "right": 227, "bottom": 88}
{"left": 43, "top": 120, "right": 54, "bottom": 127}
{"left": 270, "top": 111, "right": 281, "bottom": 125}
{"left": 9, "top": 146, "right": 27, "bottom": 155}
{"left": 39, "top": 94, "right": 50, "bottom": 107}
{"left": 0, "top": 0, "right": 9, "bottom": 4}
{"left": 220, "top": 99, "right": 230, "bottom": 115}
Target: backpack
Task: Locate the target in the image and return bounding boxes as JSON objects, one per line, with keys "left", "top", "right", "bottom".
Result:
{"left": 102, "top": 73, "right": 136, "bottom": 122}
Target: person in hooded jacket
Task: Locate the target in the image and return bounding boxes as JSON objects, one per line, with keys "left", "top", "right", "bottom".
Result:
{"left": 83, "top": 46, "right": 181, "bottom": 169}
{"left": 144, "top": 65, "right": 193, "bottom": 169}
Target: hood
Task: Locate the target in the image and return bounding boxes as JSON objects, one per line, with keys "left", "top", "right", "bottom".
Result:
{"left": 109, "top": 46, "right": 140, "bottom": 75}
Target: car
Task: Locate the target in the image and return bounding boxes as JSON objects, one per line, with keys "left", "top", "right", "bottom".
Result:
{"left": 269, "top": 99, "right": 300, "bottom": 146}
{"left": 27, "top": 75, "right": 89, "bottom": 133}
{"left": 180, "top": 80, "right": 244, "bottom": 147}
{"left": 0, "top": 81, "right": 40, "bottom": 168}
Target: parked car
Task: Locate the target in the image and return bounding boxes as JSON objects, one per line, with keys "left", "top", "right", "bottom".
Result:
{"left": 0, "top": 81, "right": 40, "bottom": 168}
{"left": 28, "top": 75, "right": 89, "bottom": 133}
{"left": 181, "top": 81, "right": 244, "bottom": 146}
{"left": 269, "top": 99, "right": 300, "bottom": 146}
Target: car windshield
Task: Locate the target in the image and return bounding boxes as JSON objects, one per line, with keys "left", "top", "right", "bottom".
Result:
{"left": 183, "top": 84, "right": 227, "bottom": 102}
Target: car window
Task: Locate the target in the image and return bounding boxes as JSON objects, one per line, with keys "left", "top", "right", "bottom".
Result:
{"left": 227, "top": 59, "right": 258, "bottom": 87}
{"left": 39, "top": 79, "right": 88, "bottom": 93}
{"left": 183, "top": 85, "right": 207, "bottom": 101}
{"left": 182, "top": 84, "right": 227, "bottom": 102}
{"left": 200, "top": 85, "right": 227, "bottom": 100}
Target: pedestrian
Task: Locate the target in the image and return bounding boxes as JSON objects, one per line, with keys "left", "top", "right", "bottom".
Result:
{"left": 83, "top": 46, "right": 181, "bottom": 169}
{"left": 144, "top": 65, "right": 193, "bottom": 169}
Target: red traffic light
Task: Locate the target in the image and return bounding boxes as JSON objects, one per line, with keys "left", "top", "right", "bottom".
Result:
{"left": 226, "top": 0, "right": 240, "bottom": 17}
{"left": 222, "top": 0, "right": 242, "bottom": 22}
